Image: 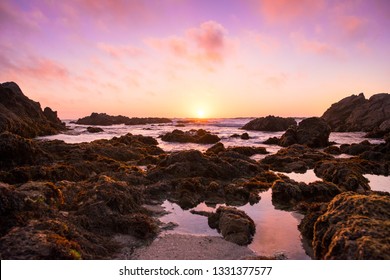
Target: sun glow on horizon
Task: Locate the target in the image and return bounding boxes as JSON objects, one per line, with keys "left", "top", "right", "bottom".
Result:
{"left": 197, "top": 109, "right": 205, "bottom": 118}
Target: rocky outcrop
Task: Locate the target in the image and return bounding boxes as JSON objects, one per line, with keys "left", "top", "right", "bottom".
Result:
{"left": 0, "top": 177, "right": 159, "bottom": 259}
{"left": 0, "top": 131, "right": 164, "bottom": 260}
{"left": 0, "top": 133, "right": 163, "bottom": 185}
{"left": 261, "top": 144, "right": 333, "bottom": 173}
{"left": 300, "top": 192, "right": 390, "bottom": 259}
{"left": 161, "top": 129, "right": 220, "bottom": 144}
{"left": 314, "top": 160, "right": 371, "bottom": 192}
{"left": 206, "top": 143, "right": 268, "bottom": 157}
{"left": 242, "top": 116, "right": 296, "bottom": 131}
{"left": 271, "top": 178, "right": 341, "bottom": 209}
{"left": 322, "top": 93, "right": 390, "bottom": 132}
{"left": 280, "top": 117, "right": 330, "bottom": 148}
{"left": 0, "top": 82, "right": 65, "bottom": 138}
{"left": 263, "top": 117, "right": 331, "bottom": 148}
{"left": 147, "top": 149, "right": 262, "bottom": 181}
{"left": 76, "top": 113, "right": 172, "bottom": 126}
{"left": 208, "top": 206, "right": 255, "bottom": 245}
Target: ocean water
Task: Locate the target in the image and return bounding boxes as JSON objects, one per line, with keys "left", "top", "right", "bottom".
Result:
{"left": 38, "top": 118, "right": 389, "bottom": 259}
{"left": 39, "top": 118, "right": 384, "bottom": 154}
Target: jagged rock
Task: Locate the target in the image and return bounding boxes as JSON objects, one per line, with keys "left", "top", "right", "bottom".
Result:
{"left": 264, "top": 117, "right": 331, "bottom": 148}
{"left": 0, "top": 82, "right": 65, "bottom": 138}
{"left": 323, "top": 146, "right": 341, "bottom": 155}
{"left": 241, "top": 133, "right": 250, "bottom": 140}
{"left": 281, "top": 117, "right": 331, "bottom": 148}
{"left": 76, "top": 112, "right": 172, "bottom": 126}
{"left": 206, "top": 143, "right": 226, "bottom": 155}
{"left": 339, "top": 140, "right": 373, "bottom": 155}
{"left": 242, "top": 115, "right": 296, "bottom": 131}
{"left": 322, "top": 93, "right": 390, "bottom": 132}
{"left": 208, "top": 206, "right": 255, "bottom": 245}
{"left": 161, "top": 129, "right": 220, "bottom": 144}
{"left": 314, "top": 160, "right": 371, "bottom": 192}
{"left": 261, "top": 144, "right": 333, "bottom": 173}
{"left": 43, "top": 107, "right": 64, "bottom": 129}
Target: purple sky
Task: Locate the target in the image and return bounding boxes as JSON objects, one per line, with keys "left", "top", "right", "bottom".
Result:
{"left": 1, "top": 0, "right": 389, "bottom": 118}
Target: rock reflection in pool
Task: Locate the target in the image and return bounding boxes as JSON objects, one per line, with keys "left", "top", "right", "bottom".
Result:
{"left": 160, "top": 189, "right": 310, "bottom": 259}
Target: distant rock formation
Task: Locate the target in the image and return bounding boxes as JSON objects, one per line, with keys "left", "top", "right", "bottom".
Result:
{"left": 0, "top": 82, "right": 65, "bottom": 138}
{"left": 322, "top": 93, "right": 390, "bottom": 132}
{"left": 264, "top": 117, "right": 331, "bottom": 148}
{"left": 86, "top": 127, "right": 104, "bottom": 133}
{"left": 161, "top": 129, "right": 220, "bottom": 144}
{"left": 241, "top": 115, "right": 296, "bottom": 131}
{"left": 76, "top": 112, "right": 172, "bottom": 126}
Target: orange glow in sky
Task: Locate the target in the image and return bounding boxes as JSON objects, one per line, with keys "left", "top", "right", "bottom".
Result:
{"left": 0, "top": 0, "right": 389, "bottom": 119}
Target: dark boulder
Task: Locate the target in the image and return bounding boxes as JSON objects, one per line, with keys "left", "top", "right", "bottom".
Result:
{"left": 271, "top": 178, "right": 341, "bottom": 209}
{"left": 241, "top": 133, "right": 250, "bottom": 140}
{"left": 314, "top": 160, "right": 370, "bottom": 192}
{"left": 339, "top": 140, "right": 373, "bottom": 155}
{"left": 208, "top": 206, "right": 255, "bottom": 245}
{"left": 280, "top": 117, "right": 331, "bottom": 148}
{"left": 87, "top": 127, "right": 104, "bottom": 133}
{"left": 0, "top": 82, "right": 65, "bottom": 138}
{"left": 323, "top": 146, "right": 341, "bottom": 155}
{"left": 264, "top": 117, "right": 331, "bottom": 148}
{"left": 206, "top": 143, "right": 226, "bottom": 155}
{"left": 242, "top": 115, "right": 296, "bottom": 131}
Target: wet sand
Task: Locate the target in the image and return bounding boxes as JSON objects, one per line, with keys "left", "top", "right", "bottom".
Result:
{"left": 132, "top": 233, "right": 256, "bottom": 260}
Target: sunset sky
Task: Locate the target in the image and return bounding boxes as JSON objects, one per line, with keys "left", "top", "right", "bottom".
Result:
{"left": 1, "top": 0, "right": 389, "bottom": 119}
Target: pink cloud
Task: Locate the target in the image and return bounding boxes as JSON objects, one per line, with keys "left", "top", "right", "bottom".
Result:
{"left": 20, "top": 58, "right": 69, "bottom": 80}
{"left": 0, "top": 44, "right": 69, "bottom": 82}
{"left": 187, "top": 21, "right": 234, "bottom": 64}
{"left": 260, "top": 0, "right": 325, "bottom": 24}
{"left": 146, "top": 21, "right": 237, "bottom": 70}
{"left": 338, "top": 15, "right": 368, "bottom": 39}
{"left": 98, "top": 43, "right": 145, "bottom": 58}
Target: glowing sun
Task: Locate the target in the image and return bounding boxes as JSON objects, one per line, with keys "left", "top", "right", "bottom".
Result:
{"left": 197, "top": 109, "right": 205, "bottom": 118}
